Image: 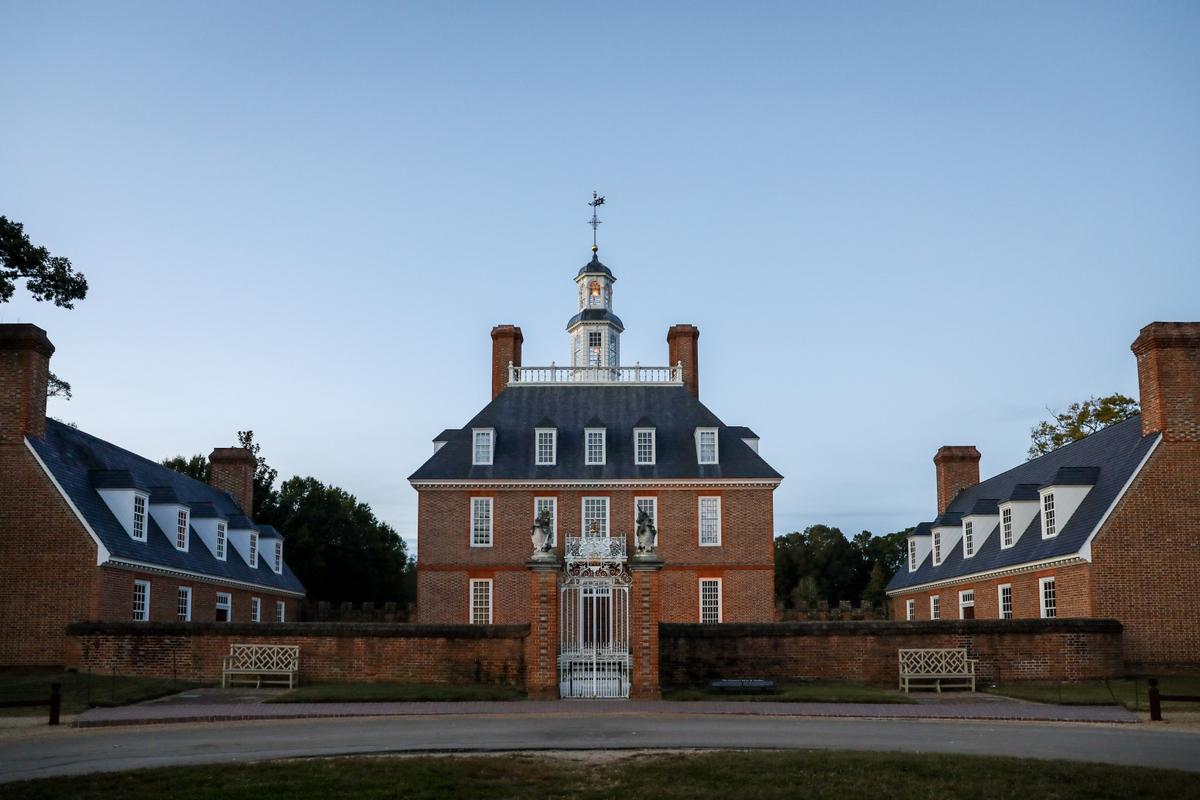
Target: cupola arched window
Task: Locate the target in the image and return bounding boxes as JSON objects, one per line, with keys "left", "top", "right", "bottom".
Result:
{"left": 588, "top": 281, "right": 603, "bottom": 307}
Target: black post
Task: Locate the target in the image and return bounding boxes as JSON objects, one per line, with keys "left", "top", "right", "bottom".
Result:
{"left": 1148, "top": 677, "right": 1162, "bottom": 721}
{"left": 49, "top": 682, "right": 61, "bottom": 726}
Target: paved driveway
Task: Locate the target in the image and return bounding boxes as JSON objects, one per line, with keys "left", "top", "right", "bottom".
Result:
{"left": 2, "top": 713, "right": 1198, "bottom": 783}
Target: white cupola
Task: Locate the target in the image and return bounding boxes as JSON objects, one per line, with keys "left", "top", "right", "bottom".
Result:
{"left": 567, "top": 247, "right": 625, "bottom": 370}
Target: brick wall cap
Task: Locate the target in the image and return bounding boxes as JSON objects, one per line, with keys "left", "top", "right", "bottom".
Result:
{"left": 209, "top": 447, "right": 255, "bottom": 464}
{"left": 933, "top": 445, "right": 981, "bottom": 464}
{"left": 666, "top": 324, "right": 699, "bottom": 340}
{"left": 0, "top": 322, "right": 55, "bottom": 356}
{"left": 491, "top": 324, "right": 524, "bottom": 342}
{"left": 660, "top": 618, "right": 1123, "bottom": 638}
{"left": 1131, "top": 321, "right": 1200, "bottom": 355}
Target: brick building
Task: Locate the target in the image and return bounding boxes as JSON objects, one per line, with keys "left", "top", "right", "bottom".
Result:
{"left": 886, "top": 322, "right": 1200, "bottom": 670}
{"left": 409, "top": 246, "right": 782, "bottom": 697}
{"left": 0, "top": 323, "right": 304, "bottom": 667}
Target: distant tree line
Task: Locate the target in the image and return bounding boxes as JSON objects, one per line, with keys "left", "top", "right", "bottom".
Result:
{"left": 774, "top": 525, "right": 910, "bottom": 611}
{"left": 163, "top": 431, "right": 415, "bottom": 607}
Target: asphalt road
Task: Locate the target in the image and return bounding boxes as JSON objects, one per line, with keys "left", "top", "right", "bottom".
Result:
{"left": 2, "top": 713, "right": 1198, "bottom": 784}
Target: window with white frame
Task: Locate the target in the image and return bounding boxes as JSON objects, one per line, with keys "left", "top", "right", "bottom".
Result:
{"left": 216, "top": 520, "right": 227, "bottom": 560}
{"left": 905, "top": 599, "right": 915, "bottom": 620}
{"left": 176, "top": 509, "right": 189, "bottom": 550}
{"left": 635, "top": 497, "right": 658, "bottom": 539}
{"left": 276, "top": 600, "right": 286, "bottom": 622}
{"left": 1040, "top": 577, "right": 1057, "bottom": 618}
{"left": 587, "top": 330, "right": 603, "bottom": 366}
{"left": 215, "top": 591, "right": 232, "bottom": 622}
{"left": 274, "top": 540, "right": 283, "bottom": 573}
{"left": 930, "top": 594, "right": 941, "bottom": 620}
{"left": 699, "top": 579, "right": 722, "bottom": 623}
{"left": 534, "top": 497, "right": 557, "bottom": 545}
{"left": 1001, "top": 507, "right": 1013, "bottom": 548}
{"left": 963, "top": 521, "right": 974, "bottom": 557}
{"left": 585, "top": 428, "right": 606, "bottom": 465}
{"left": 634, "top": 428, "right": 656, "bottom": 465}
{"left": 698, "top": 496, "right": 721, "bottom": 546}
{"left": 177, "top": 586, "right": 192, "bottom": 621}
{"left": 470, "top": 497, "right": 493, "bottom": 547}
{"left": 470, "top": 579, "right": 493, "bottom": 624}
{"left": 1042, "top": 493, "right": 1057, "bottom": 537}
{"left": 535, "top": 428, "right": 557, "bottom": 466}
{"left": 695, "top": 428, "right": 718, "bottom": 464}
{"left": 132, "top": 495, "right": 147, "bottom": 541}
{"left": 251, "top": 597, "right": 261, "bottom": 623}
{"left": 132, "top": 580, "right": 150, "bottom": 621}
{"left": 908, "top": 538, "right": 918, "bottom": 571}
{"left": 998, "top": 584, "right": 1013, "bottom": 619}
{"left": 959, "top": 589, "right": 975, "bottom": 619}
{"left": 472, "top": 428, "right": 494, "bottom": 466}
{"left": 932, "top": 530, "right": 942, "bottom": 565}
{"left": 248, "top": 531, "right": 258, "bottom": 568}
{"left": 582, "top": 497, "right": 609, "bottom": 538}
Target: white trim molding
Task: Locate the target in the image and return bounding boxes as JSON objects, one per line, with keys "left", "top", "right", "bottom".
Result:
{"left": 103, "top": 558, "right": 305, "bottom": 597}
{"left": 886, "top": 554, "right": 1086, "bottom": 596}
{"left": 410, "top": 478, "right": 782, "bottom": 490}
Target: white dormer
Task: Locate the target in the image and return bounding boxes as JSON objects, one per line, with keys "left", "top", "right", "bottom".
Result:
{"left": 585, "top": 426, "right": 607, "bottom": 465}
{"left": 535, "top": 426, "right": 557, "bottom": 466}
{"left": 96, "top": 482, "right": 151, "bottom": 543}
{"left": 695, "top": 428, "right": 719, "bottom": 465}
{"left": 1037, "top": 467, "right": 1098, "bottom": 539}
{"left": 148, "top": 489, "right": 191, "bottom": 551}
{"left": 961, "top": 502, "right": 1000, "bottom": 559}
{"left": 227, "top": 518, "right": 260, "bottom": 568}
{"left": 930, "top": 517, "right": 963, "bottom": 567}
{"left": 741, "top": 434, "right": 760, "bottom": 453}
{"left": 272, "top": 538, "right": 283, "bottom": 574}
{"left": 432, "top": 430, "right": 454, "bottom": 454}
{"left": 634, "top": 426, "right": 656, "bottom": 465}
{"left": 472, "top": 428, "right": 495, "bottom": 466}
{"left": 258, "top": 527, "right": 285, "bottom": 575}
{"left": 997, "top": 484, "right": 1041, "bottom": 549}
{"left": 907, "top": 532, "right": 932, "bottom": 572}
{"left": 190, "top": 505, "right": 229, "bottom": 561}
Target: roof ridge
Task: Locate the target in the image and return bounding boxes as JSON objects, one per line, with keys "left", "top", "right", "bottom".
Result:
{"left": 974, "top": 414, "right": 1146, "bottom": 487}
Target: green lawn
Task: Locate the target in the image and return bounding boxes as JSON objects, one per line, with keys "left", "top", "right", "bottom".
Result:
{"left": 0, "top": 669, "right": 195, "bottom": 717}
{"left": 985, "top": 675, "right": 1200, "bottom": 711}
{"left": 664, "top": 680, "right": 915, "bottom": 703}
{"left": 2, "top": 752, "right": 1194, "bottom": 800}
{"left": 266, "top": 682, "right": 525, "bottom": 703}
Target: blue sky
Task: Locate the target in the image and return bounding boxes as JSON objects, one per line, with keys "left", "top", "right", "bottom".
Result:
{"left": 3, "top": 2, "right": 1197, "bottom": 551}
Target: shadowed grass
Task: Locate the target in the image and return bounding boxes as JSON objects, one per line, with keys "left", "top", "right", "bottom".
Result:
{"left": 985, "top": 675, "right": 1200, "bottom": 711}
{"left": 0, "top": 669, "right": 195, "bottom": 716}
{"left": 2, "top": 751, "right": 1194, "bottom": 800}
{"left": 663, "top": 680, "right": 915, "bottom": 703}
{"left": 266, "top": 682, "right": 525, "bottom": 703}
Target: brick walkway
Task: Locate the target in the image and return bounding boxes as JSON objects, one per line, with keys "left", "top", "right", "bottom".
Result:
{"left": 74, "top": 692, "right": 1138, "bottom": 727}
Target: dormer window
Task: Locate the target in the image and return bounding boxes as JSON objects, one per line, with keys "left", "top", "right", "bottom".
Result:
{"left": 963, "top": 521, "right": 974, "bottom": 557}
{"left": 273, "top": 540, "right": 283, "bottom": 574}
{"left": 908, "top": 538, "right": 918, "bottom": 572}
{"left": 248, "top": 531, "right": 258, "bottom": 568}
{"left": 635, "top": 428, "right": 656, "bottom": 465}
{"left": 215, "top": 520, "right": 227, "bottom": 560}
{"left": 695, "top": 428, "right": 718, "bottom": 465}
{"left": 176, "top": 509, "right": 189, "bottom": 550}
{"left": 535, "top": 428, "right": 557, "bottom": 466}
{"left": 585, "top": 428, "right": 606, "bottom": 465}
{"left": 1001, "top": 507, "right": 1013, "bottom": 547}
{"left": 932, "top": 529, "right": 942, "bottom": 566}
{"left": 472, "top": 428, "right": 494, "bottom": 466}
{"left": 132, "top": 495, "right": 147, "bottom": 541}
{"left": 1042, "top": 492, "right": 1057, "bottom": 538}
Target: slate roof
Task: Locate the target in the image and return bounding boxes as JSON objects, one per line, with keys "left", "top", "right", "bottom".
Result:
{"left": 409, "top": 385, "right": 782, "bottom": 482}
{"left": 575, "top": 254, "right": 615, "bottom": 280}
{"left": 566, "top": 308, "right": 625, "bottom": 331}
{"left": 887, "top": 416, "right": 1156, "bottom": 592}
{"left": 28, "top": 419, "right": 304, "bottom": 595}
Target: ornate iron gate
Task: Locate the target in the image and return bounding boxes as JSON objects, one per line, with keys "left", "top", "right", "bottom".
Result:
{"left": 559, "top": 537, "right": 631, "bottom": 698}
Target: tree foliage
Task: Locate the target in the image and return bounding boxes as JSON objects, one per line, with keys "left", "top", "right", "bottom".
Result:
{"left": 0, "top": 215, "right": 88, "bottom": 307}
{"left": 161, "top": 453, "right": 209, "bottom": 481}
{"left": 236, "top": 430, "right": 278, "bottom": 519}
{"left": 774, "top": 525, "right": 909, "bottom": 609}
{"left": 1028, "top": 393, "right": 1139, "bottom": 459}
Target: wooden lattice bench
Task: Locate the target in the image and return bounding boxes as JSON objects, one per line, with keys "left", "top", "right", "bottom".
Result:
{"left": 221, "top": 644, "right": 300, "bottom": 688}
{"left": 898, "top": 648, "right": 977, "bottom": 693}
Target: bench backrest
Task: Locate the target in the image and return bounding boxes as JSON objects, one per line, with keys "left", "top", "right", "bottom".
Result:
{"left": 227, "top": 643, "right": 300, "bottom": 671}
{"left": 898, "top": 648, "right": 970, "bottom": 674}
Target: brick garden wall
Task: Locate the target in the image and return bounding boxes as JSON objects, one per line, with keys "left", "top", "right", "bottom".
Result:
{"left": 660, "top": 619, "right": 1124, "bottom": 686}
{"left": 67, "top": 622, "right": 530, "bottom": 687}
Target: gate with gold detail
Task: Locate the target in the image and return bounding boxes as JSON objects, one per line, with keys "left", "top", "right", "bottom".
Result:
{"left": 558, "top": 536, "right": 630, "bottom": 699}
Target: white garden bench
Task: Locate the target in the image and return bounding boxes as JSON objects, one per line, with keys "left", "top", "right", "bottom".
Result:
{"left": 221, "top": 644, "right": 300, "bottom": 688}
{"left": 898, "top": 648, "right": 977, "bottom": 693}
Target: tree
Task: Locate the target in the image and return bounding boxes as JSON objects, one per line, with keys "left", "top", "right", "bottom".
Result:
{"left": 236, "top": 430, "right": 278, "bottom": 519}
{"left": 1, "top": 215, "right": 89, "bottom": 400}
{"left": 775, "top": 524, "right": 912, "bottom": 610}
{"left": 1028, "top": 393, "right": 1139, "bottom": 459}
{"left": 161, "top": 453, "right": 209, "bottom": 481}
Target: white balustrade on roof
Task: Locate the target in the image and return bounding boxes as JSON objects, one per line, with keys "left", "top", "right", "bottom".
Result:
{"left": 509, "top": 362, "right": 683, "bottom": 386}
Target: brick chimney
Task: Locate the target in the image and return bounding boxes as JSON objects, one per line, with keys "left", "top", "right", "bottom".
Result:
{"left": 209, "top": 447, "right": 255, "bottom": 513}
{"left": 933, "top": 445, "right": 981, "bottom": 515}
{"left": 1132, "top": 321, "right": 1200, "bottom": 442}
{"left": 490, "top": 324, "right": 523, "bottom": 400}
{"left": 0, "top": 323, "right": 54, "bottom": 445}
{"left": 667, "top": 324, "right": 700, "bottom": 399}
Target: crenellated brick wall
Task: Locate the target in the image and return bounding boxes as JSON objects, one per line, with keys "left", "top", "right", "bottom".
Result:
{"left": 660, "top": 619, "right": 1124, "bottom": 686}
{"left": 67, "top": 622, "right": 530, "bottom": 686}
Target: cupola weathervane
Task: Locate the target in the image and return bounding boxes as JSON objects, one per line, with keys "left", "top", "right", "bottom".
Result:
{"left": 588, "top": 191, "right": 605, "bottom": 253}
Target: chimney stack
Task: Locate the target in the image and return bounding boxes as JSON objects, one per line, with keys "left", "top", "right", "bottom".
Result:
{"left": 1132, "top": 322, "right": 1200, "bottom": 442}
{"left": 667, "top": 324, "right": 700, "bottom": 399}
{"left": 933, "top": 445, "right": 981, "bottom": 515}
{"left": 490, "top": 325, "right": 523, "bottom": 400}
{"left": 209, "top": 447, "right": 256, "bottom": 514}
{"left": 0, "top": 323, "right": 54, "bottom": 445}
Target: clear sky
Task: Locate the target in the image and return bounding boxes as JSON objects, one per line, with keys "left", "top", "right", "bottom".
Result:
{"left": 3, "top": 2, "right": 1197, "bottom": 551}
